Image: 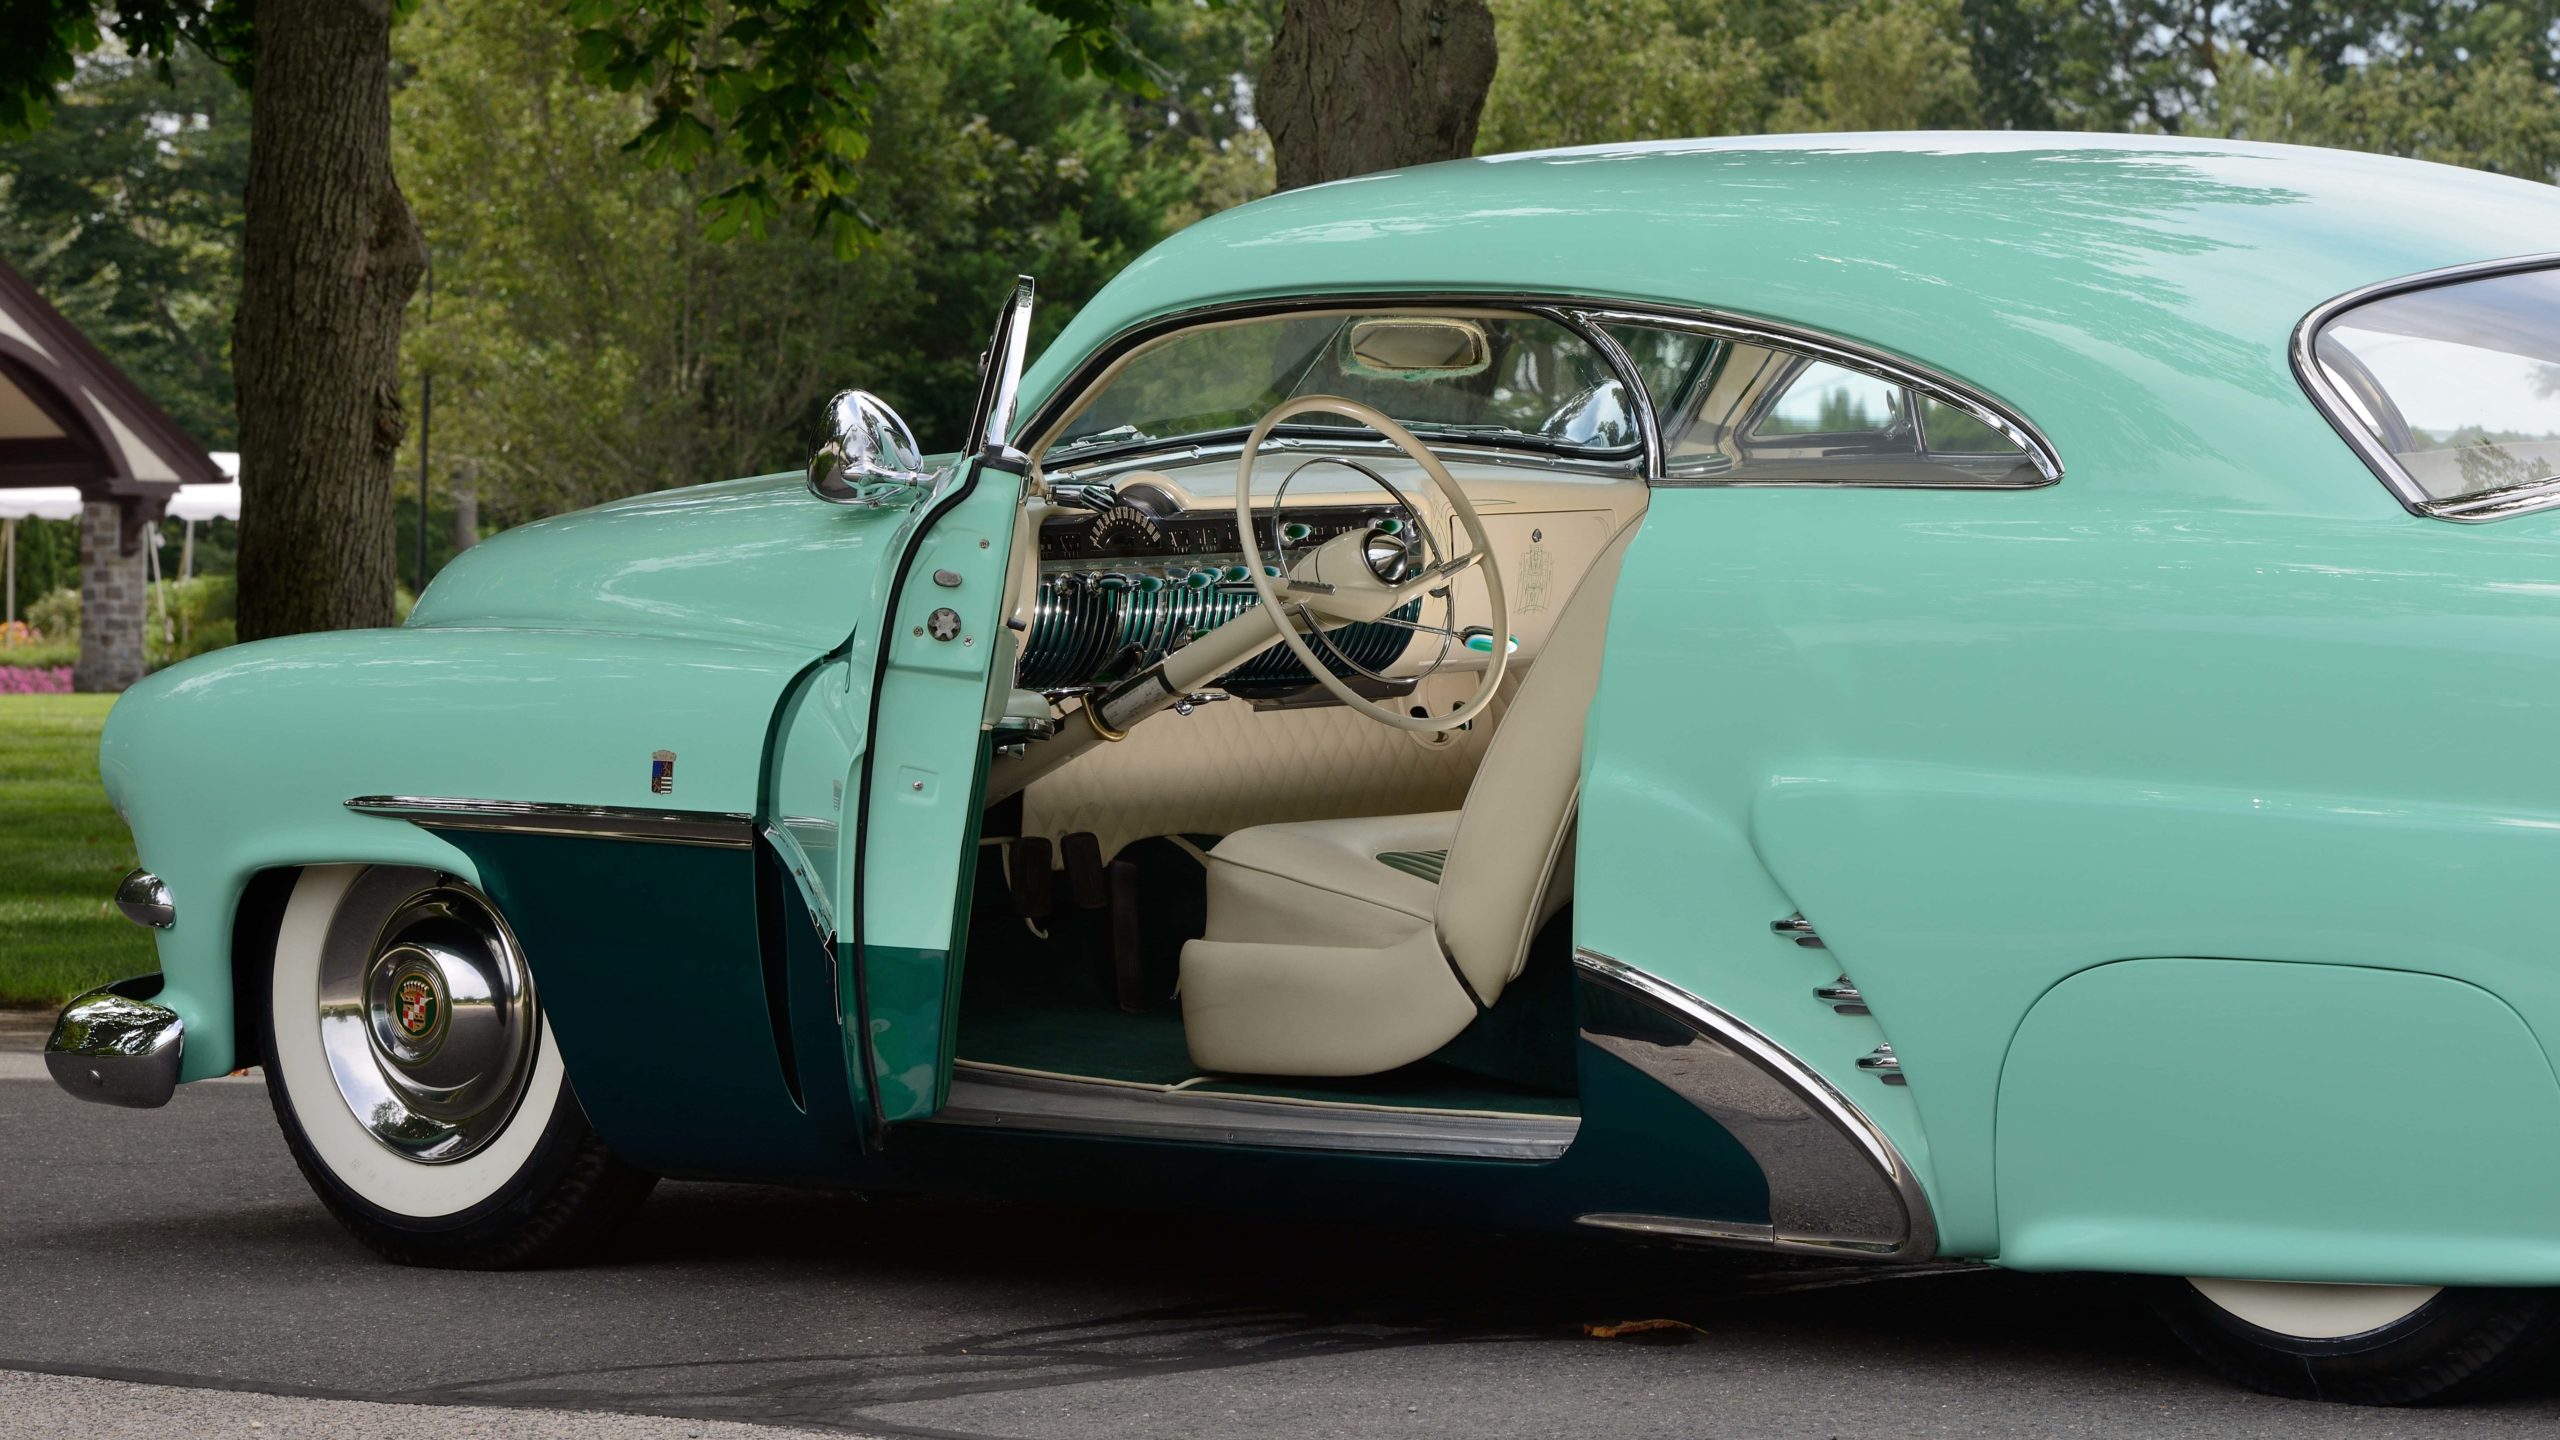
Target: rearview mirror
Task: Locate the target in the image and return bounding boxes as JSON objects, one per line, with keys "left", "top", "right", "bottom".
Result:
{"left": 1344, "top": 318, "right": 1491, "bottom": 379}
{"left": 809, "top": 390, "right": 934, "bottom": 507}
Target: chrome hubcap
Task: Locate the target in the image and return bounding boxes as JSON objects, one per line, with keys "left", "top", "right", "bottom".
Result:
{"left": 318, "top": 878, "right": 538, "bottom": 1163}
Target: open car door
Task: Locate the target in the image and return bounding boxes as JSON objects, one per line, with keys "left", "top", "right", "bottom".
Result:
{"left": 769, "top": 277, "right": 1036, "bottom": 1140}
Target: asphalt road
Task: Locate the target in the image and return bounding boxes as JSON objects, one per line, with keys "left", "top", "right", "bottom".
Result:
{"left": 7, "top": 1015, "right": 2560, "bottom": 1439}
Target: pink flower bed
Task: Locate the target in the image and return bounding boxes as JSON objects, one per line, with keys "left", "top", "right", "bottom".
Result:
{"left": 0, "top": 666, "right": 73, "bottom": 694}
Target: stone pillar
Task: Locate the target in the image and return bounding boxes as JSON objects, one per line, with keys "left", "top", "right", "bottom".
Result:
{"left": 74, "top": 499, "right": 147, "bottom": 692}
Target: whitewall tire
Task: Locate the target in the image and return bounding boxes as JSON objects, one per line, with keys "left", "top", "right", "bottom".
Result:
{"left": 262, "top": 865, "right": 653, "bottom": 1267}
{"left": 2150, "top": 1275, "right": 2560, "bottom": 1404}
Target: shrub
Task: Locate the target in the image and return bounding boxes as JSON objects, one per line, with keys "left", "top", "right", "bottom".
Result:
{"left": 24, "top": 586, "right": 77, "bottom": 644}
{"left": 0, "top": 665, "right": 73, "bottom": 694}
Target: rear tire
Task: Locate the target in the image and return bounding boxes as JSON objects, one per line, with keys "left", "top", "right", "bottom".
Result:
{"left": 2148, "top": 1276, "right": 2560, "bottom": 1404}
{"left": 261, "top": 865, "right": 654, "bottom": 1268}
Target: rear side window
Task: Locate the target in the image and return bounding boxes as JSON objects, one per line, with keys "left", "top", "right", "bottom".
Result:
{"left": 1618, "top": 331, "right": 2041, "bottom": 486}
{"left": 2306, "top": 265, "right": 2560, "bottom": 521}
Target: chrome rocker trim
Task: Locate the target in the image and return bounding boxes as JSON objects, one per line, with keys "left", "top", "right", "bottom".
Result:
{"left": 1573, "top": 948, "right": 1937, "bottom": 1260}
{"left": 46, "top": 976, "right": 185, "bottom": 1109}
{"left": 346, "top": 796, "right": 755, "bottom": 850}
{"left": 930, "top": 1062, "right": 1579, "bottom": 1161}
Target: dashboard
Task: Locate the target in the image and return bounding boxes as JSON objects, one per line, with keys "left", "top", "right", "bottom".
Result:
{"left": 1021, "top": 500, "right": 1419, "bottom": 695}
{"left": 1014, "top": 460, "right": 1647, "bottom": 700}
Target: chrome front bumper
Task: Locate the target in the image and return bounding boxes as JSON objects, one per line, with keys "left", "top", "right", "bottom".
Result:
{"left": 46, "top": 976, "right": 185, "bottom": 1109}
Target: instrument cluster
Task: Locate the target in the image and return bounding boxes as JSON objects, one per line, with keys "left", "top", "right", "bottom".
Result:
{"left": 1020, "top": 502, "right": 1421, "bottom": 695}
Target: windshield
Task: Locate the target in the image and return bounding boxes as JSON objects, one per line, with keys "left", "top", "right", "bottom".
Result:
{"left": 1045, "top": 310, "right": 1657, "bottom": 462}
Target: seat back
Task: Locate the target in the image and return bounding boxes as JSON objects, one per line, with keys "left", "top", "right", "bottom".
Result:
{"left": 1435, "top": 518, "right": 1641, "bottom": 1003}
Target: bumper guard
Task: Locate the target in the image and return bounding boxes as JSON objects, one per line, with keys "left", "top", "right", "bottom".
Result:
{"left": 46, "top": 975, "right": 185, "bottom": 1109}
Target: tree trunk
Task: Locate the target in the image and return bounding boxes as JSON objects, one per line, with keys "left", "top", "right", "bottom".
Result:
{"left": 1261, "top": 0, "right": 1499, "bottom": 191}
{"left": 451, "top": 469, "right": 480, "bottom": 555}
{"left": 232, "top": 0, "right": 425, "bottom": 640}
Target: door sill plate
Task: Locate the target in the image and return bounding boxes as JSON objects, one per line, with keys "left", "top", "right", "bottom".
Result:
{"left": 929, "top": 1061, "right": 1579, "bottom": 1160}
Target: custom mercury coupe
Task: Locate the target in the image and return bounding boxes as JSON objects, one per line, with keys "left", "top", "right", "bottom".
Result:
{"left": 52, "top": 134, "right": 2560, "bottom": 1403}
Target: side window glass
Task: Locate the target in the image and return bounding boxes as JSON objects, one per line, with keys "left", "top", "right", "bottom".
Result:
{"left": 1919, "top": 395, "right": 2025, "bottom": 455}
{"left": 1651, "top": 338, "right": 2037, "bottom": 486}
{"left": 1752, "top": 362, "right": 1908, "bottom": 441}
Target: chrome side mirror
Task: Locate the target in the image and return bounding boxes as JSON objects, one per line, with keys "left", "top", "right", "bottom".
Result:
{"left": 809, "top": 390, "right": 935, "bottom": 507}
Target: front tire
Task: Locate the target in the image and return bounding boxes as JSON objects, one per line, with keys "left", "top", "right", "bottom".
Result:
{"left": 262, "top": 865, "right": 654, "bottom": 1268}
{"left": 2149, "top": 1276, "right": 2560, "bottom": 1404}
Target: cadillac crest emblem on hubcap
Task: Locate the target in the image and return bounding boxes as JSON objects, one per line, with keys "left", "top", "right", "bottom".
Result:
{"left": 395, "top": 975, "right": 439, "bottom": 1040}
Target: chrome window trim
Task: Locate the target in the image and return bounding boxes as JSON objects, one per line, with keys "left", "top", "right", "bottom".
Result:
{"left": 1575, "top": 947, "right": 1938, "bottom": 1260}
{"left": 2293, "top": 250, "right": 2560, "bottom": 524}
{"left": 1021, "top": 290, "right": 2060, "bottom": 493}
{"left": 346, "top": 796, "right": 755, "bottom": 850}
{"left": 1568, "top": 306, "right": 2060, "bottom": 489}
{"left": 1029, "top": 297, "right": 1657, "bottom": 477}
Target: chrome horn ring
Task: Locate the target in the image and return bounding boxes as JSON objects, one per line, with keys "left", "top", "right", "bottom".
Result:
{"left": 315, "top": 876, "right": 541, "bottom": 1164}
{"left": 1270, "top": 456, "right": 1455, "bottom": 686}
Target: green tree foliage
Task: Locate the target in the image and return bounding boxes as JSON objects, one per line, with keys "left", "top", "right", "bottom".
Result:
{"left": 1479, "top": 0, "right": 1979, "bottom": 150}
{"left": 0, "top": 47, "right": 246, "bottom": 447}
{"left": 563, "top": 0, "right": 1162, "bottom": 252}
{"left": 2195, "top": 47, "right": 2560, "bottom": 177}
{"left": 1483, "top": 0, "right": 2560, "bottom": 187}
{"left": 397, "top": 0, "right": 1272, "bottom": 522}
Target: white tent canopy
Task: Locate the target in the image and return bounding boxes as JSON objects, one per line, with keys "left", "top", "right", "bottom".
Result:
{"left": 0, "top": 457, "right": 237, "bottom": 523}
{"left": 168, "top": 453, "right": 240, "bottom": 521}
{"left": 0, "top": 486, "right": 83, "bottom": 520}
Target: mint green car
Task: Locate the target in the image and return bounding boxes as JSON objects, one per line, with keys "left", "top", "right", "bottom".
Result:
{"left": 51, "top": 134, "right": 2560, "bottom": 1404}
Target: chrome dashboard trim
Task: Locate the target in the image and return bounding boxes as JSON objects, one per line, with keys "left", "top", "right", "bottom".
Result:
{"left": 2291, "top": 251, "right": 2560, "bottom": 524}
{"left": 1575, "top": 947, "right": 1937, "bottom": 1260}
{"left": 346, "top": 796, "right": 755, "bottom": 850}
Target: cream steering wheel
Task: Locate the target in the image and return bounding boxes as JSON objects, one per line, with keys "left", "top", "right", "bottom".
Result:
{"left": 1236, "top": 395, "right": 1509, "bottom": 732}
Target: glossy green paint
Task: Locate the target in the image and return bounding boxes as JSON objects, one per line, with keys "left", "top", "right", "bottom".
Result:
{"left": 431, "top": 828, "right": 867, "bottom": 1178}
{"left": 94, "top": 134, "right": 2560, "bottom": 1284}
{"left": 1998, "top": 960, "right": 2560, "bottom": 1286}
{"left": 407, "top": 471, "right": 891, "bottom": 651}
{"left": 99, "top": 625, "right": 827, "bottom": 1079}
{"left": 846, "top": 461, "right": 1024, "bottom": 1120}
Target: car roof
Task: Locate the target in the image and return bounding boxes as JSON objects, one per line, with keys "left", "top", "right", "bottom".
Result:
{"left": 1018, "top": 134, "right": 2560, "bottom": 508}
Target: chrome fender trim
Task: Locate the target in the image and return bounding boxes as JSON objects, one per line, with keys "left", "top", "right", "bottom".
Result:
{"left": 46, "top": 976, "right": 185, "bottom": 1109}
{"left": 346, "top": 795, "right": 754, "bottom": 849}
{"left": 1574, "top": 948, "right": 1937, "bottom": 1260}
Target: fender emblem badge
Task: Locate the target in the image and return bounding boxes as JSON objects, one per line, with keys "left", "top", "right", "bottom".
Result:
{"left": 650, "top": 749, "right": 677, "bottom": 795}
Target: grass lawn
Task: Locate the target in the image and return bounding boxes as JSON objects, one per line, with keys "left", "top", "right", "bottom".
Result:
{"left": 0, "top": 694, "right": 156, "bottom": 1007}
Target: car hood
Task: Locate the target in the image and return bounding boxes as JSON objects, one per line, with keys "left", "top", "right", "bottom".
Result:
{"left": 405, "top": 471, "right": 911, "bottom": 654}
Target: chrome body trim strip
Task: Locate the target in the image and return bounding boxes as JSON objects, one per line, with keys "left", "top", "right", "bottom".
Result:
{"left": 46, "top": 978, "right": 184, "bottom": 1109}
{"left": 114, "top": 868, "right": 174, "bottom": 929}
{"left": 1576, "top": 1212, "right": 1777, "bottom": 1247}
{"left": 2291, "top": 251, "right": 2560, "bottom": 524}
{"left": 929, "top": 1063, "right": 1579, "bottom": 1161}
{"left": 1023, "top": 290, "right": 2059, "bottom": 493}
{"left": 1574, "top": 947, "right": 1937, "bottom": 1260}
{"left": 346, "top": 796, "right": 755, "bottom": 849}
